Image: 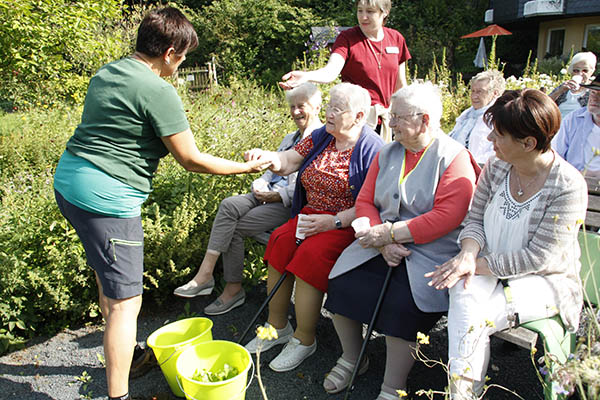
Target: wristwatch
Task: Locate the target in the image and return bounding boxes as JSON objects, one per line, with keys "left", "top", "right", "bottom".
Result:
{"left": 334, "top": 215, "right": 342, "bottom": 229}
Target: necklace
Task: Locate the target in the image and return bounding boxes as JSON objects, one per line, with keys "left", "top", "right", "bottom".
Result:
{"left": 366, "top": 38, "right": 383, "bottom": 69}
{"left": 514, "top": 171, "right": 537, "bottom": 197}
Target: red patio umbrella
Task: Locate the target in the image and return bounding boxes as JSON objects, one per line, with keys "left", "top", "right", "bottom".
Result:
{"left": 461, "top": 24, "right": 512, "bottom": 38}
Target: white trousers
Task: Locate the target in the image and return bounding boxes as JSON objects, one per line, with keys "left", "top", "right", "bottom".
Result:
{"left": 448, "top": 274, "right": 559, "bottom": 381}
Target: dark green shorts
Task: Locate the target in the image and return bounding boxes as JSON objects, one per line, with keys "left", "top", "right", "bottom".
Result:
{"left": 55, "top": 190, "right": 144, "bottom": 299}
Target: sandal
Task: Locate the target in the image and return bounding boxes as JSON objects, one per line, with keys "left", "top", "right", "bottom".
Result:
{"left": 323, "top": 356, "right": 369, "bottom": 394}
{"left": 376, "top": 391, "right": 403, "bottom": 400}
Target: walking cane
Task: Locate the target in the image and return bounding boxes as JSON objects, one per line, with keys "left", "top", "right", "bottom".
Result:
{"left": 344, "top": 265, "right": 394, "bottom": 400}
{"left": 238, "top": 271, "right": 289, "bottom": 345}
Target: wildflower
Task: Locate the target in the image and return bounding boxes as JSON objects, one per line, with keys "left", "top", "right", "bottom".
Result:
{"left": 484, "top": 319, "right": 495, "bottom": 328}
{"left": 416, "top": 332, "right": 429, "bottom": 345}
{"left": 560, "top": 68, "right": 568, "bottom": 75}
{"left": 551, "top": 381, "right": 570, "bottom": 395}
{"left": 531, "top": 347, "right": 537, "bottom": 355}
{"left": 396, "top": 389, "right": 408, "bottom": 398}
{"left": 539, "top": 365, "right": 548, "bottom": 376}
{"left": 256, "top": 324, "right": 277, "bottom": 341}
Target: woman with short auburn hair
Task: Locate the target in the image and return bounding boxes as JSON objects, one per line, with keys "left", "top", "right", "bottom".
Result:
{"left": 427, "top": 88, "right": 587, "bottom": 399}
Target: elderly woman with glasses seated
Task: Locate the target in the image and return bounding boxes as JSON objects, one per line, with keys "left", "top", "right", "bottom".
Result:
{"left": 449, "top": 70, "right": 505, "bottom": 164}
{"left": 323, "top": 81, "right": 479, "bottom": 399}
{"left": 243, "top": 82, "right": 384, "bottom": 372}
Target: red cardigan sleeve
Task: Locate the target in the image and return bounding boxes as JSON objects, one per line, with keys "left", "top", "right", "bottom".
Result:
{"left": 355, "top": 153, "right": 383, "bottom": 226}
{"left": 406, "top": 149, "right": 477, "bottom": 244}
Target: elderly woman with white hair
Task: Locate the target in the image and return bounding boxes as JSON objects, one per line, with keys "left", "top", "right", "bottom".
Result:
{"left": 323, "top": 82, "right": 479, "bottom": 399}
{"left": 242, "top": 82, "right": 384, "bottom": 372}
{"left": 549, "top": 51, "right": 597, "bottom": 117}
{"left": 449, "top": 70, "right": 505, "bottom": 164}
{"left": 173, "top": 83, "right": 323, "bottom": 316}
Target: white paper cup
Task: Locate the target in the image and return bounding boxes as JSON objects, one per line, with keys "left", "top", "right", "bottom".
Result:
{"left": 351, "top": 217, "right": 371, "bottom": 233}
{"left": 572, "top": 75, "right": 583, "bottom": 84}
{"left": 295, "top": 214, "right": 308, "bottom": 241}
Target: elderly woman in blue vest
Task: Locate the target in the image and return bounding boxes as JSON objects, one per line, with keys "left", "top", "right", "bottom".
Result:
{"left": 427, "top": 89, "right": 587, "bottom": 400}
{"left": 243, "top": 82, "right": 384, "bottom": 372}
{"left": 323, "top": 81, "right": 479, "bottom": 399}
{"left": 173, "top": 83, "right": 323, "bottom": 316}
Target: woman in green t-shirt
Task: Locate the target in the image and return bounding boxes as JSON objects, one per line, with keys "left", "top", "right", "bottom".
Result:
{"left": 53, "top": 8, "right": 268, "bottom": 400}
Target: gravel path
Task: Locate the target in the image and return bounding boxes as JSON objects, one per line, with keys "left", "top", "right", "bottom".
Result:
{"left": 0, "top": 283, "right": 545, "bottom": 399}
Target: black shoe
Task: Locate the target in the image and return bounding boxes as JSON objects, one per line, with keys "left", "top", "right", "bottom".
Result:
{"left": 129, "top": 344, "right": 157, "bottom": 379}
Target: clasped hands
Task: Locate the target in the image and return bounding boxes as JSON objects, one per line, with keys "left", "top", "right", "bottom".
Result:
{"left": 355, "top": 222, "right": 410, "bottom": 267}
{"left": 245, "top": 148, "right": 281, "bottom": 172}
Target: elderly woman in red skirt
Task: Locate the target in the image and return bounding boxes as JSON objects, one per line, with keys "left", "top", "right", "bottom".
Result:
{"left": 243, "top": 82, "right": 384, "bottom": 372}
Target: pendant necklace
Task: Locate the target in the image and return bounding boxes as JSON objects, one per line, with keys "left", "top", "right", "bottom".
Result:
{"left": 366, "top": 38, "right": 383, "bottom": 69}
{"left": 514, "top": 169, "right": 539, "bottom": 197}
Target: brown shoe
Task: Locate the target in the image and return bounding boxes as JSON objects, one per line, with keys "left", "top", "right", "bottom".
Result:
{"left": 129, "top": 344, "right": 157, "bottom": 379}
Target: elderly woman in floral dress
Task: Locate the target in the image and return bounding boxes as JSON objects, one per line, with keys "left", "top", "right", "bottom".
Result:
{"left": 243, "top": 82, "right": 384, "bottom": 372}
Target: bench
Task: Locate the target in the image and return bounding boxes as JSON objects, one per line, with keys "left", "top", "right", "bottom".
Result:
{"left": 492, "top": 175, "right": 600, "bottom": 400}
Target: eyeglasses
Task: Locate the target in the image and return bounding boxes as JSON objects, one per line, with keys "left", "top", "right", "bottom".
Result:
{"left": 389, "top": 112, "right": 423, "bottom": 122}
{"left": 325, "top": 103, "right": 350, "bottom": 116}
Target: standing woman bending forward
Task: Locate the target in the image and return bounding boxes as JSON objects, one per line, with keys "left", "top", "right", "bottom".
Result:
{"left": 324, "top": 82, "right": 479, "bottom": 399}
{"left": 53, "top": 8, "right": 267, "bottom": 400}
{"left": 427, "top": 89, "right": 587, "bottom": 400}
{"left": 280, "top": 0, "right": 410, "bottom": 142}
{"left": 243, "top": 83, "right": 383, "bottom": 372}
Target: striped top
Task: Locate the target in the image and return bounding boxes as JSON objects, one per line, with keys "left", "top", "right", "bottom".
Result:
{"left": 459, "top": 153, "right": 588, "bottom": 331}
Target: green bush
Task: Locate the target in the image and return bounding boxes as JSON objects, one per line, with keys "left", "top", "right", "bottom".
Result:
{"left": 0, "top": 82, "right": 292, "bottom": 354}
{"left": 190, "top": 0, "right": 322, "bottom": 85}
{"left": 0, "top": 0, "right": 142, "bottom": 110}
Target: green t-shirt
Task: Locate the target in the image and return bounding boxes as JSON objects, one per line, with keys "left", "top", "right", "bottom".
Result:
{"left": 66, "top": 57, "right": 190, "bottom": 193}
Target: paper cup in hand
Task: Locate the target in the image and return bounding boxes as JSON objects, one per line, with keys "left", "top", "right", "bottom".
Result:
{"left": 572, "top": 75, "right": 583, "bottom": 84}
{"left": 351, "top": 217, "right": 371, "bottom": 233}
{"left": 295, "top": 214, "right": 308, "bottom": 241}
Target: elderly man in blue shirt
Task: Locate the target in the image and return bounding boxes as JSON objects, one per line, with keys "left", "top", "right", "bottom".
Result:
{"left": 552, "top": 76, "right": 600, "bottom": 177}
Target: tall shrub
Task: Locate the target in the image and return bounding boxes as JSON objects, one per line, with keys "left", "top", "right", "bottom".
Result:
{"left": 0, "top": 0, "right": 140, "bottom": 109}
{"left": 191, "top": 0, "right": 322, "bottom": 85}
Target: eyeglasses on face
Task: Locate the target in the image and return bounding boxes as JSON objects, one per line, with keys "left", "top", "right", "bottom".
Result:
{"left": 325, "top": 103, "right": 350, "bottom": 116}
{"left": 389, "top": 112, "right": 423, "bottom": 122}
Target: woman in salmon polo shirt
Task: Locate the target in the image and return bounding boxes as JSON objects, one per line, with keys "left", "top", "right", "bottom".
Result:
{"left": 279, "top": 0, "right": 410, "bottom": 143}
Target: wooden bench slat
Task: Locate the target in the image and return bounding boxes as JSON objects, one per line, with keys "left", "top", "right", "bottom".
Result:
{"left": 493, "top": 327, "right": 538, "bottom": 350}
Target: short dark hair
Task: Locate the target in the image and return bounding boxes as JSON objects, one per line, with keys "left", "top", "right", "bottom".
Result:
{"left": 136, "top": 7, "right": 198, "bottom": 57}
{"left": 484, "top": 89, "right": 561, "bottom": 152}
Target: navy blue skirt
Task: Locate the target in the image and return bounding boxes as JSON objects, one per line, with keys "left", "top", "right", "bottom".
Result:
{"left": 325, "top": 255, "right": 443, "bottom": 341}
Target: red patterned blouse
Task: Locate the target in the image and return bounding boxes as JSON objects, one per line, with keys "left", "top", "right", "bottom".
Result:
{"left": 294, "top": 136, "right": 355, "bottom": 213}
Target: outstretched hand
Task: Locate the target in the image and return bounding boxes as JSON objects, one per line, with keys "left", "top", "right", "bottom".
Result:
{"left": 244, "top": 148, "right": 281, "bottom": 171}
{"left": 425, "top": 250, "right": 477, "bottom": 290}
{"left": 244, "top": 158, "right": 272, "bottom": 173}
{"left": 279, "top": 71, "right": 308, "bottom": 90}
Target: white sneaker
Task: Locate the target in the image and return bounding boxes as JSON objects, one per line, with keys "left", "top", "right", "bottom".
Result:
{"left": 268, "top": 336, "right": 317, "bottom": 372}
{"left": 244, "top": 322, "right": 293, "bottom": 354}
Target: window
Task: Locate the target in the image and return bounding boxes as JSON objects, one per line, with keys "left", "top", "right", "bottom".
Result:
{"left": 547, "top": 28, "right": 565, "bottom": 57}
{"left": 584, "top": 24, "right": 600, "bottom": 55}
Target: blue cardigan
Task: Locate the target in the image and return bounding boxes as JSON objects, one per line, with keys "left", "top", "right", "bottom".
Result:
{"left": 291, "top": 125, "right": 384, "bottom": 217}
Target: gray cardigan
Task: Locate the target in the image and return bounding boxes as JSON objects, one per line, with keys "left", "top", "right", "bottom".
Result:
{"left": 459, "top": 154, "right": 588, "bottom": 331}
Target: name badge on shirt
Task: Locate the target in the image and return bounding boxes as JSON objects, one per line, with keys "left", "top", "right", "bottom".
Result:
{"left": 386, "top": 46, "right": 399, "bottom": 54}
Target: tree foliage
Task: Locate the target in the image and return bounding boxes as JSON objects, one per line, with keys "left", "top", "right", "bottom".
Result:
{"left": 0, "top": 0, "right": 141, "bottom": 109}
{"left": 387, "top": 0, "right": 489, "bottom": 77}
{"left": 189, "top": 0, "right": 323, "bottom": 84}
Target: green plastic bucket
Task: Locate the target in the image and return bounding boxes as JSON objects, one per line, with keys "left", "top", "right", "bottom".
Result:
{"left": 147, "top": 317, "right": 213, "bottom": 398}
{"left": 175, "top": 340, "right": 254, "bottom": 400}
